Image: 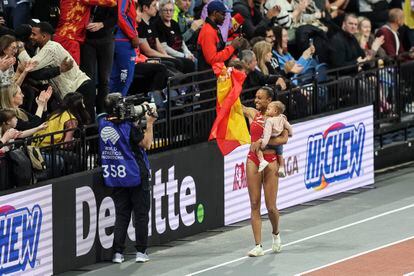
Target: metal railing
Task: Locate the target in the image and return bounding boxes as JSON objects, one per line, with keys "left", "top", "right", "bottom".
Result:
{"left": 1, "top": 56, "right": 414, "bottom": 191}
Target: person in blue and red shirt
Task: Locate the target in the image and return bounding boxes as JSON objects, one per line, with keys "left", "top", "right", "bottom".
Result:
{"left": 110, "top": 0, "right": 140, "bottom": 96}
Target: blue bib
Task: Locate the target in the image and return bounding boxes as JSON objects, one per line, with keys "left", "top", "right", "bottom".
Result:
{"left": 98, "top": 117, "right": 141, "bottom": 187}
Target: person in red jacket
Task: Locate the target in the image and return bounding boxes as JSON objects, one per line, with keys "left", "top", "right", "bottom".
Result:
{"left": 376, "top": 9, "right": 406, "bottom": 57}
{"left": 54, "top": 0, "right": 117, "bottom": 65}
{"left": 197, "top": 1, "right": 242, "bottom": 72}
{"left": 197, "top": 1, "right": 243, "bottom": 107}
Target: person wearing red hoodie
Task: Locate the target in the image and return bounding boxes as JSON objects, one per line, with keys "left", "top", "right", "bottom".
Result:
{"left": 54, "top": 0, "right": 117, "bottom": 65}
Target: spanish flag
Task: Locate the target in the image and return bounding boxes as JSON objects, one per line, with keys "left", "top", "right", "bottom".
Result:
{"left": 209, "top": 63, "right": 250, "bottom": 155}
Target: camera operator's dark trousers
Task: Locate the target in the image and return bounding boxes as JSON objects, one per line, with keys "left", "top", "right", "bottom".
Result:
{"left": 112, "top": 184, "right": 150, "bottom": 254}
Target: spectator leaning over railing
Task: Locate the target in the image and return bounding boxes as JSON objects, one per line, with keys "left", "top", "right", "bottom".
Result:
{"left": 0, "top": 84, "right": 52, "bottom": 131}
{"left": 17, "top": 22, "right": 97, "bottom": 121}
{"left": 197, "top": 0, "right": 243, "bottom": 107}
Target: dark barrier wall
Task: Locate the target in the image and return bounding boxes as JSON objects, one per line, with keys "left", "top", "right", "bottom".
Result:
{"left": 51, "top": 142, "right": 224, "bottom": 274}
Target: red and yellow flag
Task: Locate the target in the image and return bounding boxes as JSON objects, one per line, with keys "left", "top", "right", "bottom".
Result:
{"left": 209, "top": 63, "right": 250, "bottom": 155}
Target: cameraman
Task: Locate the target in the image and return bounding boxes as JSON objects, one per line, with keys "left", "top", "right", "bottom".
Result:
{"left": 98, "top": 93, "right": 157, "bottom": 263}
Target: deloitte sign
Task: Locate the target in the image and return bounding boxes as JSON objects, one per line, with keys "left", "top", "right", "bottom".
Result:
{"left": 75, "top": 166, "right": 205, "bottom": 256}
{"left": 51, "top": 142, "right": 223, "bottom": 273}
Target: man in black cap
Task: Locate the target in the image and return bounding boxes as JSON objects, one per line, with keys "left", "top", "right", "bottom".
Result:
{"left": 197, "top": 0, "right": 242, "bottom": 71}
{"left": 197, "top": 0, "right": 243, "bottom": 107}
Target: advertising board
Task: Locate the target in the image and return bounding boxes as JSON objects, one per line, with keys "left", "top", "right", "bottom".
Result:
{"left": 224, "top": 106, "right": 374, "bottom": 225}
{"left": 0, "top": 185, "right": 53, "bottom": 275}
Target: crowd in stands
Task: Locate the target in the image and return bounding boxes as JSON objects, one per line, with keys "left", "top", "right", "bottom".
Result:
{"left": 0, "top": 0, "right": 414, "bottom": 189}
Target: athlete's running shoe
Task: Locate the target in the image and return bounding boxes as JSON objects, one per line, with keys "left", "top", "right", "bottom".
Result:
{"left": 247, "top": 245, "right": 264, "bottom": 257}
{"left": 272, "top": 233, "right": 282, "bottom": 253}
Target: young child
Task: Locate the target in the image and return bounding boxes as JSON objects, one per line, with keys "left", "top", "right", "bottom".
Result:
{"left": 0, "top": 109, "right": 47, "bottom": 146}
{"left": 257, "top": 101, "right": 293, "bottom": 176}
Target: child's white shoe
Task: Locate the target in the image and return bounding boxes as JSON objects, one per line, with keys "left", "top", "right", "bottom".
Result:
{"left": 258, "top": 160, "right": 269, "bottom": 172}
{"left": 278, "top": 167, "right": 286, "bottom": 177}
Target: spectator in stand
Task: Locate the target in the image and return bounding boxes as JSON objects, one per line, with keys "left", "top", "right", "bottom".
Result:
{"left": 273, "top": 26, "right": 315, "bottom": 79}
{"left": 0, "top": 56, "right": 15, "bottom": 79}
{"left": 232, "top": 0, "right": 276, "bottom": 40}
{"left": 81, "top": 7, "right": 117, "bottom": 114}
{"left": 0, "top": 127, "right": 20, "bottom": 152}
{"left": 32, "top": 92, "right": 91, "bottom": 179}
{"left": 129, "top": 4, "right": 169, "bottom": 108}
{"left": 252, "top": 42, "right": 286, "bottom": 88}
{"left": 138, "top": 0, "right": 187, "bottom": 72}
{"left": 110, "top": 0, "right": 139, "bottom": 97}
{"left": 15, "top": 24, "right": 36, "bottom": 57}
{"left": 173, "top": 0, "right": 204, "bottom": 50}
{"left": 53, "top": 0, "right": 116, "bottom": 64}
{"left": 0, "top": 35, "right": 37, "bottom": 86}
{"left": 33, "top": 92, "right": 91, "bottom": 147}
{"left": 157, "top": 0, "right": 196, "bottom": 73}
{"left": 355, "top": 17, "right": 386, "bottom": 59}
{"left": 197, "top": 0, "right": 243, "bottom": 106}
{"left": 358, "top": 0, "right": 391, "bottom": 29}
{"left": 328, "top": 13, "right": 366, "bottom": 71}
{"left": 0, "top": 84, "right": 52, "bottom": 131}
{"left": 197, "top": 1, "right": 242, "bottom": 71}
{"left": 241, "top": 49, "right": 286, "bottom": 100}
{"left": 17, "top": 22, "right": 97, "bottom": 121}
{"left": 376, "top": 8, "right": 414, "bottom": 58}
{"left": 0, "top": 109, "right": 47, "bottom": 140}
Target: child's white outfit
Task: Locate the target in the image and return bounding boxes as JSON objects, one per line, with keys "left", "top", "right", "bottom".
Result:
{"left": 258, "top": 114, "right": 293, "bottom": 174}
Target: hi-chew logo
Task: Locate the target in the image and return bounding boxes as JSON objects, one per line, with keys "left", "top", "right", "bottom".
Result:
{"left": 304, "top": 122, "right": 365, "bottom": 190}
{"left": 0, "top": 205, "right": 42, "bottom": 275}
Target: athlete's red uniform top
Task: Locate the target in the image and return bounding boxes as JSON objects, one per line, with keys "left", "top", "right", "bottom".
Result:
{"left": 247, "top": 112, "right": 277, "bottom": 167}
